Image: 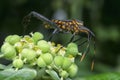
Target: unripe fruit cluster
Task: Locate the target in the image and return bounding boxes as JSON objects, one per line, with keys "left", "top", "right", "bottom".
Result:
{"left": 0, "top": 32, "right": 79, "bottom": 78}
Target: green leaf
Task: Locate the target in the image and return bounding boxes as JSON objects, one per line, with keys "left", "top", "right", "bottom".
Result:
{"left": 0, "top": 64, "right": 7, "bottom": 70}
{"left": 0, "top": 68, "right": 37, "bottom": 80}
{"left": 0, "top": 64, "right": 13, "bottom": 70}
{"left": 79, "top": 72, "right": 120, "bottom": 80}
{"left": 46, "top": 70, "right": 60, "bottom": 80}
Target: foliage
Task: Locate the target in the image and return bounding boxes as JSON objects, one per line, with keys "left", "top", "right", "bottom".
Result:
{"left": 77, "top": 72, "right": 120, "bottom": 80}
{"left": 0, "top": 68, "right": 36, "bottom": 80}
{"left": 0, "top": 32, "right": 79, "bottom": 80}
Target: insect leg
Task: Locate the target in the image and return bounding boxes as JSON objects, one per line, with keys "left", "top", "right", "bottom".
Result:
{"left": 69, "top": 33, "right": 76, "bottom": 42}
{"left": 64, "top": 33, "right": 76, "bottom": 46}
{"left": 72, "top": 36, "right": 88, "bottom": 48}
{"left": 78, "top": 40, "right": 88, "bottom": 47}
{"left": 23, "top": 11, "right": 51, "bottom": 25}
{"left": 80, "top": 34, "right": 91, "bottom": 62}
{"left": 22, "top": 11, "right": 60, "bottom": 31}
{"left": 72, "top": 36, "right": 82, "bottom": 43}
{"left": 79, "top": 34, "right": 96, "bottom": 71}
{"left": 49, "top": 29, "right": 59, "bottom": 41}
{"left": 55, "top": 33, "right": 76, "bottom": 53}
{"left": 73, "top": 35, "right": 95, "bottom": 70}
{"left": 73, "top": 38, "right": 89, "bottom": 60}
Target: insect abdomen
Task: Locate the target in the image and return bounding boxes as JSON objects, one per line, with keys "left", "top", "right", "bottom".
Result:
{"left": 52, "top": 19, "right": 81, "bottom": 33}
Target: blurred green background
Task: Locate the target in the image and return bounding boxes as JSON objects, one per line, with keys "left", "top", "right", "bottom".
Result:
{"left": 0, "top": 0, "right": 120, "bottom": 79}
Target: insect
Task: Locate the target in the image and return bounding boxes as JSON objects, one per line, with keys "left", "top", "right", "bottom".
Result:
{"left": 22, "top": 11, "right": 96, "bottom": 70}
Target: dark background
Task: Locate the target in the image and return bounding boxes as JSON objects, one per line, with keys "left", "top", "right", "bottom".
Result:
{"left": 0, "top": 0, "right": 120, "bottom": 77}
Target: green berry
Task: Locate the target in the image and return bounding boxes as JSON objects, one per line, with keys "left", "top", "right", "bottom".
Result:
{"left": 37, "top": 40, "right": 50, "bottom": 53}
{"left": 5, "top": 35, "right": 21, "bottom": 45}
{"left": 66, "top": 47, "right": 79, "bottom": 56}
{"left": 37, "top": 57, "right": 46, "bottom": 67}
{"left": 1, "top": 43, "right": 16, "bottom": 59}
{"left": 54, "top": 56, "right": 64, "bottom": 67}
{"left": 32, "top": 32, "right": 44, "bottom": 43}
{"left": 66, "top": 43, "right": 79, "bottom": 56}
{"left": 68, "top": 64, "right": 78, "bottom": 77}
{"left": 21, "top": 49, "right": 28, "bottom": 58}
{"left": 62, "top": 57, "right": 72, "bottom": 70}
{"left": 41, "top": 53, "right": 53, "bottom": 65}
{"left": 1, "top": 42, "right": 11, "bottom": 53}
{"left": 21, "top": 49, "right": 36, "bottom": 61}
{"left": 67, "top": 43, "right": 77, "bottom": 48}
{"left": 13, "top": 59, "right": 23, "bottom": 68}
{"left": 60, "top": 70, "right": 69, "bottom": 78}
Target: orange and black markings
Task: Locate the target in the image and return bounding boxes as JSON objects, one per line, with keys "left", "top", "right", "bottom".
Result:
{"left": 44, "top": 19, "right": 90, "bottom": 34}
{"left": 51, "top": 19, "right": 84, "bottom": 33}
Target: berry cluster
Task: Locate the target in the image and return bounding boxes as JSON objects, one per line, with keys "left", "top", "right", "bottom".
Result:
{"left": 0, "top": 32, "right": 81, "bottom": 79}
